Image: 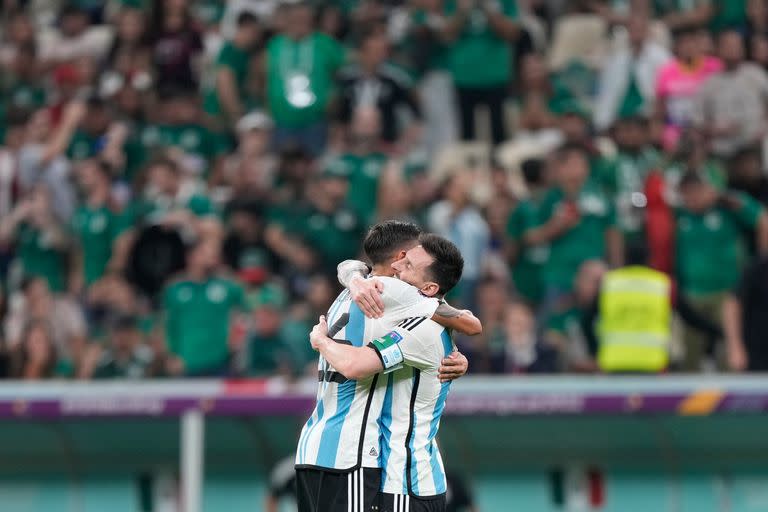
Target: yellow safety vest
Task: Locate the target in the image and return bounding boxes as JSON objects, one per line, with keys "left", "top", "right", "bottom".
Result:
{"left": 598, "top": 266, "right": 671, "bottom": 372}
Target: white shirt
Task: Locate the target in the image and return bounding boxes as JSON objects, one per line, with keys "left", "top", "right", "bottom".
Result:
{"left": 369, "top": 317, "right": 455, "bottom": 497}
{"left": 296, "top": 277, "right": 438, "bottom": 471}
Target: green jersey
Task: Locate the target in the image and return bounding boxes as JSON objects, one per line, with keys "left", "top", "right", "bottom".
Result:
{"left": 539, "top": 183, "right": 617, "bottom": 291}
{"left": 17, "top": 224, "right": 68, "bottom": 292}
{"left": 599, "top": 148, "right": 662, "bottom": 239}
{"left": 203, "top": 41, "right": 253, "bottom": 117}
{"left": 675, "top": 193, "right": 763, "bottom": 296}
{"left": 163, "top": 277, "right": 246, "bottom": 373}
{"left": 444, "top": 0, "right": 518, "bottom": 87}
{"left": 247, "top": 332, "right": 291, "bottom": 377}
{"left": 71, "top": 205, "right": 120, "bottom": 285}
{"left": 333, "top": 152, "right": 388, "bottom": 226}
{"left": 138, "top": 123, "right": 221, "bottom": 171}
{"left": 266, "top": 32, "right": 345, "bottom": 127}
{"left": 67, "top": 130, "right": 103, "bottom": 161}
{"left": 296, "top": 205, "right": 364, "bottom": 271}
{"left": 507, "top": 197, "right": 549, "bottom": 304}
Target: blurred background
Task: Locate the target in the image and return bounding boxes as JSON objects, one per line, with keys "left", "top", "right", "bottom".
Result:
{"left": 1, "top": 0, "right": 768, "bottom": 510}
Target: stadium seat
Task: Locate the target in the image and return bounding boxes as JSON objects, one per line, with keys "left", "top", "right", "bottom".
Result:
{"left": 548, "top": 15, "right": 608, "bottom": 71}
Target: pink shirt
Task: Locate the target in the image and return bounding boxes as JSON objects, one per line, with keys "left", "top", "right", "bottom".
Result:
{"left": 656, "top": 56, "right": 723, "bottom": 128}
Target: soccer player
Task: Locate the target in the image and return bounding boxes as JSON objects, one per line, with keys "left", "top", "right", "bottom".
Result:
{"left": 309, "top": 234, "right": 466, "bottom": 512}
{"left": 295, "top": 221, "right": 479, "bottom": 512}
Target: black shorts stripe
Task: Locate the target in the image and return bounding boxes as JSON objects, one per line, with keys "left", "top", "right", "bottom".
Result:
{"left": 296, "top": 467, "right": 381, "bottom": 512}
{"left": 380, "top": 492, "right": 446, "bottom": 512}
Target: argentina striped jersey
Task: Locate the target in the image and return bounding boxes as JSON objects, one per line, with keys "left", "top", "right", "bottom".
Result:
{"left": 295, "top": 277, "right": 439, "bottom": 471}
{"left": 369, "top": 317, "right": 455, "bottom": 497}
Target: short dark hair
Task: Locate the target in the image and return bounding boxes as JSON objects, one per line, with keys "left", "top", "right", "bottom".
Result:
{"left": 236, "top": 11, "right": 259, "bottom": 27}
{"left": 521, "top": 158, "right": 544, "bottom": 186}
{"left": 363, "top": 220, "right": 422, "bottom": 265}
{"left": 418, "top": 234, "right": 464, "bottom": 296}
{"left": 679, "top": 170, "right": 705, "bottom": 189}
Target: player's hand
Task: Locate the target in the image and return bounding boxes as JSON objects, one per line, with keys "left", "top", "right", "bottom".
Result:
{"left": 310, "top": 315, "right": 329, "bottom": 351}
{"left": 438, "top": 350, "right": 469, "bottom": 383}
{"left": 350, "top": 276, "right": 385, "bottom": 318}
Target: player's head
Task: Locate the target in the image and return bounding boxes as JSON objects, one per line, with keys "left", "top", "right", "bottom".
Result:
{"left": 391, "top": 234, "right": 464, "bottom": 298}
{"left": 363, "top": 220, "right": 422, "bottom": 270}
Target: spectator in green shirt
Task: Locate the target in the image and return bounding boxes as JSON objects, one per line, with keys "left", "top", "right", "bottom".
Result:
{"left": 266, "top": 1, "right": 345, "bottom": 155}
{"left": 599, "top": 116, "right": 663, "bottom": 251}
{"left": 328, "top": 107, "right": 389, "bottom": 227}
{"left": 0, "top": 43, "right": 46, "bottom": 117}
{"left": 0, "top": 186, "right": 71, "bottom": 293}
{"left": 204, "top": 11, "right": 262, "bottom": 126}
{"left": 524, "top": 144, "right": 624, "bottom": 298}
{"left": 162, "top": 237, "right": 248, "bottom": 377}
{"left": 71, "top": 160, "right": 121, "bottom": 291}
{"left": 675, "top": 172, "right": 768, "bottom": 370}
{"left": 66, "top": 97, "right": 115, "bottom": 162}
{"left": 441, "top": 0, "right": 521, "bottom": 145}
{"left": 136, "top": 88, "right": 224, "bottom": 178}
{"left": 246, "top": 282, "right": 293, "bottom": 377}
{"left": 507, "top": 159, "right": 550, "bottom": 306}
{"left": 296, "top": 164, "right": 365, "bottom": 274}
{"left": 80, "top": 315, "right": 155, "bottom": 379}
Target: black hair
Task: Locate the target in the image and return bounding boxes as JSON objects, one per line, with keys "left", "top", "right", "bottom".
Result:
{"left": 157, "top": 84, "right": 197, "bottom": 102}
{"left": 679, "top": 170, "right": 705, "bottom": 189}
{"left": 671, "top": 25, "right": 700, "bottom": 40}
{"left": 5, "top": 107, "right": 31, "bottom": 128}
{"left": 625, "top": 244, "right": 649, "bottom": 266}
{"left": 225, "top": 198, "right": 264, "bottom": 219}
{"left": 109, "top": 314, "right": 139, "bottom": 332}
{"left": 555, "top": 142, "right": 590, "bottom": 166}
{"left": 363, "top": 220, "right": 422, "bottom": 265}
{"left": 60, "top": 4, "right": 88, "bottom": 20}
{"left": 236, "top": 11, "right": 259, "bottom": 27}
{"left": 520, "top": 158, "right": 544, "bottom": 186}
{"left": 418, "top": 233, "right": 464, "bottom": 296}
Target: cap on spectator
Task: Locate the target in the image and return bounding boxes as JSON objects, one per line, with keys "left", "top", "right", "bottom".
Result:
{"left": 236, "top": 111, "right": 274, "bottom": 134}
{"left": 246, "top": 283, "right": 288, "bottom": 310}
{"left": 320, "top": 158, "right": 351, "bottom": 180}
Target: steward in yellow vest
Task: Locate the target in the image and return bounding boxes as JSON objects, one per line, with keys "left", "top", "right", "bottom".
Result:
{"left": 598, "top": 266, "right": 671, "bottom": 372}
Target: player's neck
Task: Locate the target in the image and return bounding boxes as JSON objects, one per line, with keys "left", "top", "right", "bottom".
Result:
{"left": 370, "top": 264, "right": 394, "bottom": 277}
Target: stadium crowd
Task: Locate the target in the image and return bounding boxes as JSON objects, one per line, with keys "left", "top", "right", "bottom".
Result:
{"left": 0, "top": 0, "right": 767, "bottom": 379}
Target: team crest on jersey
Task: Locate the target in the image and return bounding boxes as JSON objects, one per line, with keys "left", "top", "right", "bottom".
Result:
{"left": 206, "top": 283, "right": 227, "bottom": 303}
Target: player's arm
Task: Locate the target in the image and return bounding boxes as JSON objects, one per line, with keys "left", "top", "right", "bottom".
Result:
{"left": 338, "top": 260, "right": 482, "bottom": 336}
{"left": 310, "top": 316, "right": 384, "bottom": 380}
{"left": 433, "top": 301, "right": 482, "bottom": 335}
{"left": 337, "top": 260, "right": 385, "bottom": 318}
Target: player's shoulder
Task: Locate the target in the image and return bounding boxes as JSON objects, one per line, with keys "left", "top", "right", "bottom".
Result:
{"left": 376, "top": 276, "right": 414, "bottom": 297}
{"left": 395, "top": 316, "right": 444, "bottom": 337}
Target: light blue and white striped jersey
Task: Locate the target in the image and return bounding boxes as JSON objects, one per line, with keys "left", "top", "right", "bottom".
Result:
{"left": 295, "top": 277, "right": 439, "bottom": 472}
{"left": 369, "top": 317, "right": 455, "bottom": 497}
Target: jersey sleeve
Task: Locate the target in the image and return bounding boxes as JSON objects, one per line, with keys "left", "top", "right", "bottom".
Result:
{"left": 377, "top": 277, "right": 439, "bottom": 320}
{"left": 368, "top": 320, "right": 443, "bottom": 373}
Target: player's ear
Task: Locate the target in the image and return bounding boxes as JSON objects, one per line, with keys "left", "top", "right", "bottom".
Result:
{"left": 420, "top": 281, "right": 440, "bottom": 297}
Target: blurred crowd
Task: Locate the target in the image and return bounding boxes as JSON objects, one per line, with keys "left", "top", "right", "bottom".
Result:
{"left": 0, "top": 0, "right": 767, "bottom": 380}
